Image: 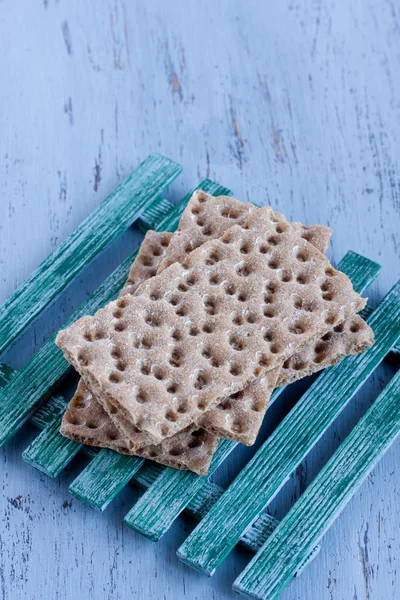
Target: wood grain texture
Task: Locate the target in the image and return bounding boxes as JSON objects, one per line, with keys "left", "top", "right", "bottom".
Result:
{"left": 0, "top": 153, "right": 180, "bottom": 355}
{"left": 233, "top": 371, "right": 400, "bottom": 600}
{"left": 177, "top": 278, "right": 400, "bottom": 575}
{"left": 122, "top": 251, "right": 378, "bottom": 541}
{"left": 1, "top": 1, "right": 399, "bottom": 599}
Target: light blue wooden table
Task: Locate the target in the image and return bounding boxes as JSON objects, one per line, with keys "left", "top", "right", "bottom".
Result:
{"left": 1, "top": 1, "right": 399, "bottom": 599}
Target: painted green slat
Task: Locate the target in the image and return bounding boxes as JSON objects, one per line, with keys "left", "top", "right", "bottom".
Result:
{"left": 0, "top": 154, "right": 181, "bottom": 356}
{"left": 124, "top": 438, "right": 237, "bottom": 539}
{"left": 0, "top": 356, "right": 304, "bottom": 563}
{"left": 233, "top": 372, "right": 400, "bottom": 600}
{"left": 137, "top": 195, "right": 174, "bottom": 233}
{"left": 121, "top": 252, "right": 380, "bottom": 541}
{"left": 22, "top": 414, "right": 81, "bottom": 478}
{"left": 15, "top": 179, "right": 231, "bottom": 479}
{"left": 177, "top": 279, "right": 400, "bottom": 576}
{"left": 69, "top": 451, "right": 145, "bottom": 512}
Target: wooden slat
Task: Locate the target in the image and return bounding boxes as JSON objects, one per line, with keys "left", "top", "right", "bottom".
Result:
{"left": 62, "top": 181, "right": 232, "bottom": 507}
{"left": 177, "top": 277, "right": 399, "bottom": 576}
{"left": 121, "top": 252, "right": 380, "bottom": 541}
{"left": 137, "top": 194, "right": 174, "bottom": 232}
{"left": 233, "top": 371, "right": 400, "bottom": 600}
{"left": 0, "top": 153, "right": 181, "bottom": 356}
{"left": 22, "top": 413, "right": 81, "bottom": 478}
{"left": 69, "top": 451, "right": 145, "bottom": 512}
{"left": 0, "top": 361, "right": 310, "bottom": 562}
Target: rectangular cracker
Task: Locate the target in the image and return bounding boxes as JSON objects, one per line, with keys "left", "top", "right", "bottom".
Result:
{"left": 56, "top": 204, "right": 366, "bottom": 446}
{"left": 156, "top": 191, "right": 332, "bottom": 273}
{"left": 61, "top": 196, "right": 332, "bottom": 449}
{"left": 61, "top": 381, "right": 218, "bottom": 476}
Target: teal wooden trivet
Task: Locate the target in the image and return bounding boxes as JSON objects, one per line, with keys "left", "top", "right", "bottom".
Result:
{"left": 0, "top": 154, "right": 399, "bottom": 598}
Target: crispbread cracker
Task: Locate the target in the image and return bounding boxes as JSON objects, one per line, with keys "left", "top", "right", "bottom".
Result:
{"left": 61, "top": 381, "right": 218, "bottom": 475}
{"left": 57, "top": 204, "right": 365, "bottom": 445}
{"left": 156, "top": 191, "right": 332, "bottom": 273}
{"left": 278, "top": 313, "right": 374, "bottom": 386}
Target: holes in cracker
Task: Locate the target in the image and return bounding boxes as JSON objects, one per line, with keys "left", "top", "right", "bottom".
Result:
{"left": 296, "top": 272, "right": 310, "bottom": 285}
{"left": 237, "top": 291, "right": 248, "bottom": 302}
{"left": 281, "top": 269, "right": 292, "bottom": 283}
{"left": 231, "top": 420, "right": 247, "bottom": 434}
{"left": 232, "top": 313, "right": 244, "bottom": 326}
{"left": 169, "top": 295, "right": 179, "bottom": 306}
{"left": 66, "top": 414, "right": 84, "bottom": 426}
{"left": 169, "top": 348, "right": 183, "bottom": 368}
{"left": 160, "top": 236, "right": 170, "bottom": 247}
{"left": 194, "top": 370, "right": 210, "bottom": 390}
{"left": 176, "top": 305, "right": 188, "bottom": 318}
{"left": 202, "top": 225, "right": 213, "bottom": 236}
{"left": 350, "top": 321, "right": 360, "bottom": 333}
{"left": 177, "top": 401, "right": 189, "bottom": 413}
{"left": 153, "top": 366, "right": 167, "bottom": 380}
{"left": 209, "top": 273, "right": 221, "bottom": 286}
{"left": 224, "top": 283, "right": 236, "bottom": 296}
{"left": 268, "top": 258, "right": 279, "bottom": 270}
{"left": 334, "top": 322, "right": 345, "bottom": 333}
{"left": 165, "top": 409, "right": 177, "bottom": 422}
{"left": 218, "top": 399, "right": 232, "bottom": 411}
{"left": 149, "top": 290, "right": 162, "bottom": 301}
{"left": 188, "top": 436, "right": 202, "bottom": 449}
{"left": 117, "top": 298, "right": 129, "bottom": 309}
{"left": 236, "top": 262, "right": 253, "bottom": 277}
{"left": 254, "top": 366, "right": 263, "bottom": 377}
{"left": 177, "top": 282, "right": 189, "bottom": 292}
{"left": 288, "top": 320, "right": 306, "bottom": 335}
{"left": 151, "top": 245, "right": 163, "bottom": 257}
{"left": 109, "top": 371, "right": 122, "bottom": 384}
{"left": 184, "top": 242, "right": 193, "bottom": 254}
{"left": 161, "top": 424, "right": 170, "bottom": 437}
{"left": 275, "top": 222, "right": 288, "bottom": 234}
{"left": 77, "top": 352, "right": 89, "bottom": 366}
{"left": 265, "top": 281, "right": 278, "bottom": 294}
{"left": 251, "top": 400, "right": 263, "bottom": 412}
{"left": 140, "top": 363, "right": 151, "bottom": 375}
{"left": 202, "top": 347, "right": 211, "bottom": 359}
{"left": 86, "top": 420, "right": 99, "bottom": 430}
{"left": 188, "top": 325, "right": 200, "bottom": 337}
{"left": 229, "top": 333, "right": 246, "bottom": 351}
{"left": 221, "top": 232, "right": 233, "bottom": 244}
{"left": 106, "top": 428, "right": 119, "bottom": 442}
{"left": 186, "top": 273, "right": 197, "bottom": 287}
{"left": 322, "top": 332, "right": 332, "bottom": 342}
{"left": 148, "top": 448, "right": 161, "bottom": 458}
{"left": 140, "top": 255, "right": 153, "bottom": 267}
{"left": 325, "top": 312, "right": 339, "bottom": 326}
{"left": 169, "top": 446, "right": 184, "bottom": 457}
{"left": 221, "top": 206, "right": 241, "bottom": 219}
{"left": 136, "top": 389, "right": 147, "bottom": 404}
{"left": 206, "top": 250, "right": 221, "bottom": 266}
{"left": 270, "top": 342, "right": 283, "bottom": 354}
{"left": 171, "top": 328, "right": 184, "bottom": 342}
{"left": 204, "top": 296, "right": 218, "bottom": 315}
{"left": 191, "top": 205, "right": 200, "bottom": 215}
{"left": 145, "top": 312, "right": 162, "bottom": 327}
{"left": 210, "top": 357, "right": 221, "bottom": 368}
{"left": 196, "top": 216, "right": 205, "bottom": 227}
{"left": 229, "top": 362, "right": 242, "bottom": 376}
{"left": 267, "top": 235, "right": 280, "bottom": 247}
{"left": 116, "top": 360, "right": 126, "bottom": 372}
{"left": 202, "top": 322, "right": 215, "bottom": 334}
{"left": 114, "top": 321, "right": 126, "bottom": 332}
{"left": 134, "top": 336, "right": 152, "bottom": 350}
{"left": 84, "top": 330, "right": 104, "bottom": 342}
{"left": 259, "top": 244, "right": 269, "bottom": 254}
{"left": 246, "top": 312, "right": 259, "bottom": 324}
{"left": 74, "top": 394, "right": 87, "bottom": 409}
{"left": 240, "top": 242, "right": 252, "bottom": 255}
{"left": 113, "top": 308, "right": 123, "bottom": 319}
{"left": 296, "top": 249, "right": 309, "bottom": 262}
{"left": 166, "top": 382, "right": 178, "bottom": 395}
{"left": 197, "top": 401, "right": 207, "bottom": 411}
{"left": 263, "top": 329, "right": 275, "bottom": 342}
{"left": 293, "top": 360, "right": 306, "bottom": 371}
{"left": 258, "top": 353, "right": 271, "bottom": 368}
{"left": 263, "top": 307, "right": 275, "bottom": 318}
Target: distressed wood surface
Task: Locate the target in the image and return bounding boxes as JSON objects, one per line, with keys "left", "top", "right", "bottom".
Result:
{"left": 177, "top": 278, "right": 400, "bottom": 574}
{"left": 1, "top": 1, "right": 399, "bottom": 599}
{"left": 233, "top": 371, "right": 400, "bottom": 600}
{"left": 123, "top": 251, "right": 378, "bottom": 541}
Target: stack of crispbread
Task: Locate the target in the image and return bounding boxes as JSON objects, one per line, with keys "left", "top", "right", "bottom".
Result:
{"left": 56, "top": 192, "right": 374, "bottom": 475}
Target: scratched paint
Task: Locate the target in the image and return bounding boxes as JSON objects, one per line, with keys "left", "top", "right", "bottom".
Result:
{"left": 0, "top": 0, "right": 399, "bottom": 599}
